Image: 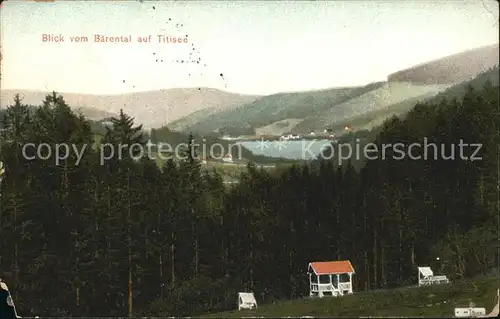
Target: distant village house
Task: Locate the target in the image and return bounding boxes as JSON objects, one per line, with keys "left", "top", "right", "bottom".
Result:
{"left": 222, "top": 154, "right": 233, "bottom": 163}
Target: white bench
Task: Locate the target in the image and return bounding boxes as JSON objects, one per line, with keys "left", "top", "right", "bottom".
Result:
{"left": 418, "top": 267, "right": 449, "bottom": 286}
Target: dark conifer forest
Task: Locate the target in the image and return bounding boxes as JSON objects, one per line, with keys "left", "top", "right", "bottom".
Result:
{"left": 0, "top": 76, "right": 498, "bottom": 316}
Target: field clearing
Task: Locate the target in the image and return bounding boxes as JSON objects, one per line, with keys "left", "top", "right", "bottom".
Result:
{"left": 205, "top": 276, "right": 499, "bottom": 318}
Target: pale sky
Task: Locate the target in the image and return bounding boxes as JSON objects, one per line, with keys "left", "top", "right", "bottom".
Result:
{"left": 1, "top": 0, "right": 499, "bottom": 95}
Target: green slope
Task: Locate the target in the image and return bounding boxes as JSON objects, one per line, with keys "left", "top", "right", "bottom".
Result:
{"left": 167, "top": 106, "right": 224, "bottom": 132}
{"left": 170, "top": 81, "right": 452, "bottom": 136}
{"left": 206, "top": 276, "right": 499, "bottom": 318}
{"left": 336, "top": 66, "right": 499, "bottom": 136}
{"left": 315, "top": 66, "right": 500, "bottom": 170}
{"left": 428, "top": 65, "right": 499, "bottom": 105}
{"left": 170, "top": 83, "right": 386, "bottom": 135}
{"left": 293, "top": 82, "right": 450, "bottom": 133}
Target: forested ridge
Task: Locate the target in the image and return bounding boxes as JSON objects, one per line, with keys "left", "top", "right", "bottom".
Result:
{"left": 0, "top": 77, "right": 498, "bottom": 316}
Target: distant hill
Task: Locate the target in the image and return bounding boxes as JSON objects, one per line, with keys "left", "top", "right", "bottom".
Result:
{"left": 172, "top": 82, "right": 451, "bottom": 136}
{"left": 318, "top": 65, "right": 500, "bottom": 171}
{"left": 75, "top": 107, "right": 116, "bottom": 122}
{"left": 170, "top": 44, "right": 499, "bottom": 137}
{"left": 387, "top": 43, "right": 499, "bottom": 84}
{"left": 334, "top": 65, "right": 500, "bottom": 134}
{"left": 292, "top": 82, "right": 450, "bottom": 134}
{"left": 0, "top": 88, "right": 260, "bottom": 129}
{"left": 167, "top": 85, "right": 367, "bottom": 134}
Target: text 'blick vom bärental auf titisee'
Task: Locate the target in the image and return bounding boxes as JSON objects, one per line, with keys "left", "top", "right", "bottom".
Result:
{"left": 41, "top": 34, "right": 188, "bottom": 43}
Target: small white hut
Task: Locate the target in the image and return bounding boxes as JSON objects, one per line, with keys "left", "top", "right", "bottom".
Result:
{"left": 237, "top": 292, "right": 257, "bottom": 310}
{"left": 307, "top": 260, "right": 355, "bottom": 297}
{"left": 222, "top": 154, "right": 233, "bottom": 163}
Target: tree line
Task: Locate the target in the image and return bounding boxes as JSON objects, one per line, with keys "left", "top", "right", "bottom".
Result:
{"left": 0, "top": 80, "right": 498, "bottom": 316}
